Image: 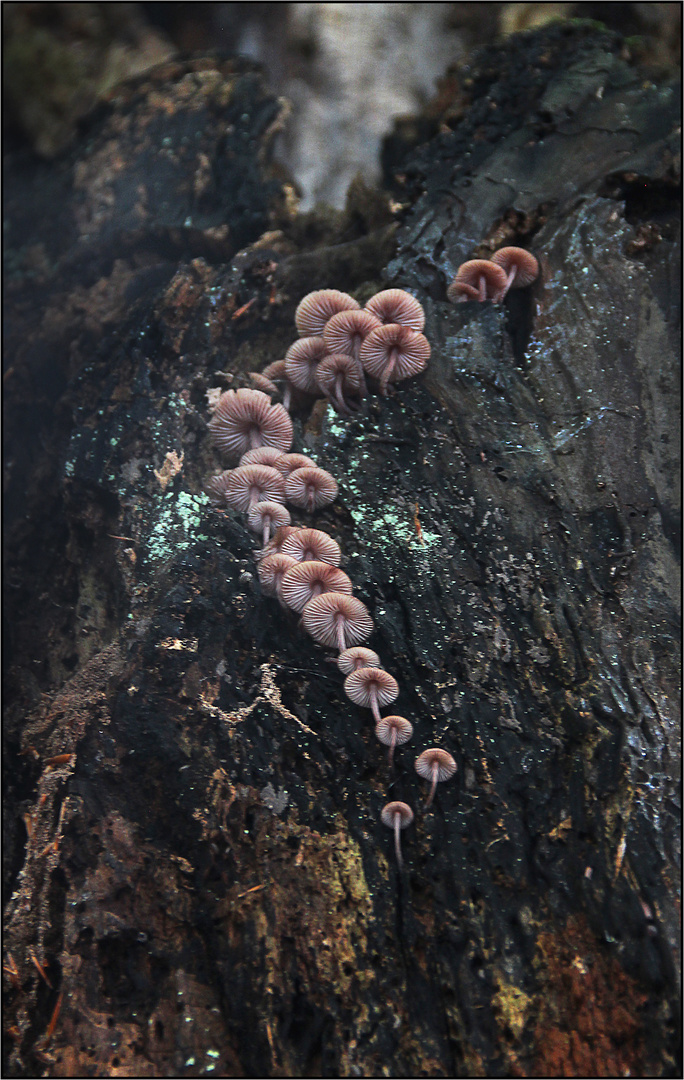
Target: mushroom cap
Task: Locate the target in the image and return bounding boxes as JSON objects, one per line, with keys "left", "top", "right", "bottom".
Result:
{"left": 239, "top": 446, "right": 287, "bottom": 469}
{"left": 205, "top": 470, "right": 234, "bottom": 504}
{"left": 376, "top": 715, "right": 413, "bottom": 747}
{"left": 209, "top": 388, "right": 293, "bottom": 459}
{"left": 247, "top": 500, "right": 291, "bottom": 535}
{"left": 364, "top": 289, "right": 425, "bottom": 331}
{"left": 258, "top": 524, "right": 302, "bottom": 560}
{"left": 222, "top": 464, "right": 286, "bottom": 513}
{"left": 295, "top": 289, "right": 360, "bottom": 336}
{"left": 446, "top": 279, "right": 480, "bottom": 303}
{"left": 280, "top": 561, "right": 352, "bottom": 613}
{"left": 284, "top": 337, "right": 329, "bottom": 394}
{"left": 380, "top": 801, "right": 414, "bottom": 829}
{"left": 415, "top": 748, "right": 457, "bottom": 782}
{"left": 281, "top": 528, "right": 341, "bottom": 565}
{"left": 262, "top": 360, "right": 287, "bottom": 381}
{"left": 249, "top": 371, "right": 278, "bottom": 396}
{"left": 257, "top": 552, "right": 297, "bottom": 596}
{"left": 315, "top": 353, "right": 362, "bottom": 396}
{"left": 274, "top": 453, "right": 318, "bottom": 478}
{"left": 344, "top": 666, "right": 399, "bottom": 709}
{"left": 490, "top": 246, "right": 539, "bottom": 288}
{"left": 336, "top": 647, "right": 381, "bottom": 675}
{"left": 449, "top": 260, "right": 507, "bottom": 302}
{"left": 285, "top": 466, "right": 338, "bottom": 511}
{"left": 322, "top": 309, "right": 381, "bottom": 357}
{"left": 359, "top": 324, "right": 430, "bottom": 384}
{"left": 302, "top": 593, "right": 374, "bottom": 649}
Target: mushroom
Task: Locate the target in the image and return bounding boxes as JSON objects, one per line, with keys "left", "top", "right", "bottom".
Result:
{"left": 415, "top": 748, "right": 457, "bottom": 808}
{"left": 375, "top": 715, "right": 413, "bottom": 767}
{"left": 284, "top": 337, "right": 329, "bottom": 395}
{"left": 247, "top": 500, "right": 291, "bottom": 549}
{"left": 239, "top": 446, "right": 287, "bottom": 469}
{"left": 302, "top": 592, "right": 374, "bottom": 652}
{"left": 281, "top": 527, "right": 342, "bottom": 565}
{"left": 343, "top": 666, "right": 399, "bottom": 723}
{"left": 279, "top": 561, "right": 352, "bottom": 613}
{"left": 274, "top": 453, "right": 318, "bottom": 478}
{"left": 209, "top": 388, "right": 293, "bottom": 460}
{"left": 447, "top": 260, "right": 508, "bottom": 304}
{"left": 205, "top": 470, "right": 234, "bottom": 504}
{"left": 323, "top": 308, "right": 380, "bottom": 362}
{"left": 336, "top": 647, "right": 381, "bottom": 675}
{"left": 258, "top": 524, "right": 301, "bottom": 561}
{"left": 380, "top": 801, "right": 414, "bottom": 869}
{"left": 257, "top": 552, "right": 297, "bottom": 597}
{"left": 262, "top": 360, "right": 294, "bottom": 411}
{"left": 359, "top": 324, "right": 430, "bottom": 395}
{"left": 364, "top": 289, "right": 425, "bottom": 331}
{"left": 489, "top": 246, "right": 539, "bottom": 299}
{"left": 222, "top": 464, "right": 286, "bottom": 513}
{"left": 249, "top": 371, "right": 278, "bottom": 397}
{"left": 285, "top": 466, "right": 338, "bottom": 513}
{"left": 295, "top": 289, "right": 360, "bottom": 337}
{"left": 315, "top": 353, "right": 362, "bottom": 415}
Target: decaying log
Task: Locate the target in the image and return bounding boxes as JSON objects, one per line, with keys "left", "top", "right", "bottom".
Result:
{"left": 3, "top": 26, "right": 680, "bottom": 1078}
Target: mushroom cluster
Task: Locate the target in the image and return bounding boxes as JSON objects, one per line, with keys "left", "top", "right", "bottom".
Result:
{"left": 447, "top": 246, "right": 538, "bottom": 304}
{"left": 206, "top": 287, "right": 457, "bottom": 872}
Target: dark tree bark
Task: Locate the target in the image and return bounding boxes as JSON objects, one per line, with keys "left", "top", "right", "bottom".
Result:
{"left": 4, "top": 28, "right": 680, "bottom": 1078}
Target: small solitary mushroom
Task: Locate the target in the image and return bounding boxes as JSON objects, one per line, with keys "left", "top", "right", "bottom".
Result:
{"left": 381, "top": 801, "right": 414, "bottom": 870}
{"left": 489, "top": 246, "right": 539, "bottom": 298}
{"left": 375, "top": 715, "right": 413, "bottom": 767}
{"left": 281, "top": 527, "right": 341, "bottom": 565}
{"left": 302, "top": 592, "right": 374, "bottom": 652}
{"left": 447, "top": 260, "right": 508, "bottom": 304}
{"left": 279, "top": 561, "right": 352, "bottom": 613}
{"left": 285, "top": 466, "right": 338, "bottom": 513}
{"left": 336, "top": 647, "right": 381, "bottom": 675}
{"left": 222, "top": 464, "right": 285, "bottom": 513}
{"left": 295, "top": 289, "right": 360, "bottom": 337}
{"left": 359, "top": 324, "right": 430, "bottom": 395}
{"left": 415, "top": 748, "right": 457, "bottom": 808}
{"left": 247, "top": 500, "right": 291, "bottom": 548}
{"left": 209, "top": 388, "right": 293, "bottom": 460}
{"left": 365, "top": 289, "right": 425, "bottom": 331}
{"left": 344, "top": 666, "right": 399, "bottom": 723}
{"left": 284, "top": 337, "right": 329, "bottom": 395}
{"left": 315, "top": 353, "right": 362, "bottom": 415}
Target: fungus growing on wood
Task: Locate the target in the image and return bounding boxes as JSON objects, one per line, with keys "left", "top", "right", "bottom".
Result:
{"left": 315, "top": 353, "right": 363, "bottom": 414}
{"left": 281, "top": 528, "right": 341, "bottom": 565}
{"left": 447, "top": 260, "right": 508, "bottom": 304}
{"left": 365, "top": 289, "right": 425, "bottom": 331}
{"left": 275, "top": 453, "right": 318, "bottom": 478}
{"left": 249, "top": 371, "right": 278, "bottom": 396}
{"left": 280, "top": 561, "right": 352, "bottom": 613}
{"left": 323, "top": 308, "right": 380, "bottom": 370}
{"left": 258, "top": 524, "right": 301, "bottom": 560}
{"left": 302, "top": 593, "right": 374, "bottom": 652}
{"left": 239, "top": 446, "right": 287, "bottom": 469}
{"left": 257, "top": 552, "right": 297, "bottom": 597}
{"left": 381, "top": 801, "right": 414, "bottom": 869}
{"left": 375, "top": 715, "right": 413, "bottom": 767}
{"left": 205, "top": 470, "right": 234, "bottom": 504}
{"left": 415, "top": 748, "right": 457, "bottom": 807}
{"left": 247, "top": 500, "right": 291, "bottom": 548}
{"left": 262, "top": 360, "right": 293, "bottom": 411}
{"left": 295, "top": 289, "right": 360, "bottom": 337}
{"left": 359, "top": 324, "right": 430, "bottom": 394}
{"left": 209, "top": 388, "right": 293, "bottom": 459}
{"left": 284, "top": 337, "right": 329, "bottom": 395}
{"left": 222, "top": 464, "right": 285, "bottom": 513}
{"left": 336, "top": 647, "right": 381, "bottom": 675}
{"left": 343, "top": 666, "right": 399, "bottom": 723}
{"left": 285, "top": 466, "right": 338, "bottom": 513}
{"left": 490, "top": 246, "right": 539, "bottom": 298}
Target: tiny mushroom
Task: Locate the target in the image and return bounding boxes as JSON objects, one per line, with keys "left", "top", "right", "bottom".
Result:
{"left": 222, "top": 464, "right": 285, "bottom": 513}
{"left": 280, "top": 561, "right": 352, "bottom": 613}
{"left": 281, "top": 527, "right": 342, "bottom": 565}
{"left": 323, "top": 308, "right": 380, "bottom": 364}
{"left": 239, "top": 446, "right": 287, "bottom": 469}
{"left": 295, "top": 289, "right": 360, "bottom": 337}
{"left": 490, "top": 246, "right": 539, "bottom": 298}
{"left": 273, "top": 452, "right": 318, "bottom": 478}
{"left": 415, "top": 748, "right": 457, "bottom": 808}
{"left": 302, "top": 592, "right": 374, "bottom": 652}
{"left": 375, "top": 715, "right": 413, "bottom": 767}
{"left": 205, "top": 470, "right": 234, "bottom": 504}
{"left": 209, "top": 388, "right": 293, "bottom": 460}
{"left": 359, "top": 324, "right": 430, "bottom": 395}
{"left": 344, "top": 666, "right": 399, "bottom": 724}
{"left": 364, "top": 289, "right": 425, "bottom": 331}
{"left": 247, "top": 500, "right": 291, "bottom": 549}
{"left": 285, "top": 466, "right": 338, "bottom": 513}
{"left": 381, "top": 801, "right": 414, "bottom": 870}
{"left": 315, "top": 353, "right": 362, "bottom": 414}
{"left": 284, "top": 337, "right": 329, "bottom": 395}
{"left": 262, "top": 360, "right": 293, "bottom": 411}
{"left": 257, "top": 552, "right": 297, "bottom": 597}
{"left": 336, "top": 647, "right": 381, "bottom": 675}
{"left": 249, "top": 371, "right": 278, "bottom": 397}
{"left": 447, "top": 260, "right": 508, "bottom": 304}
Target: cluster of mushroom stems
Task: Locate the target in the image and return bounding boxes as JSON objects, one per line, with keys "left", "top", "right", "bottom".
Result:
{"left": 207, "top": 255, "right": 536, "bottom": 868}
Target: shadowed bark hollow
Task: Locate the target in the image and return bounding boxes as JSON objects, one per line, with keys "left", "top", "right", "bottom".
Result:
{"left": 3, "top": 27, "right": 681, "bottom": 1078}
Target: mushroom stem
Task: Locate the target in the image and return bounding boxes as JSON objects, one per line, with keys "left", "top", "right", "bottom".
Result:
{"left": 354, "top": 357, "right": 368, "bottom": 397}
{"left": 335, "top": 613, "right": 347, "bottom": 654}
{"left": 426, "top": 763, "right": 439, "bottom": 808}
{"left": 333, "top": 374, "right": 350, "bottom": 415}
{"left": 388, "top": 729, "right": 397, "bottom": 768}
{"left": 379, "top": 348, "right": 398, "bottom": 395}
{"left": 248, "top": 427, "right": 263, "bottom": 450}
{"left": 499, "top": 265, "right": 517, "bottom": 300}
{"left": 262, "top": 516, "right": 272, "bottom": 548}
{"left": 369, "top": 685, "right": 382, "bottom": 725}
{"left": 393, "top": 812, "right": 404, "bottom": 869}
{"left": 282, "top": 384, "right": 292, "bottom": 412}
{"left": 478, "top": 275, "right": 487, "bottom": 303}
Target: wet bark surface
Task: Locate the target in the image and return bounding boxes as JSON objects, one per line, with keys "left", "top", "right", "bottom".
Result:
{"left": 3, "top": 27, "right": 681, "bottom": 1078}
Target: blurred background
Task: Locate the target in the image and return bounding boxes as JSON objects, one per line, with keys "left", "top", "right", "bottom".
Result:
{"left": 3, "top": 2, "right": 681, "bottom": 209}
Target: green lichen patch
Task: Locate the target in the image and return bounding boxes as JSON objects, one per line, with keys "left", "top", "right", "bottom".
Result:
{"left": 144, "top": 490, "right": 211, "bottom": 566}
